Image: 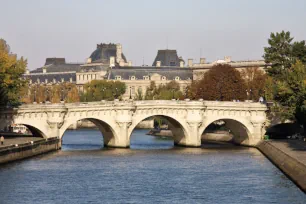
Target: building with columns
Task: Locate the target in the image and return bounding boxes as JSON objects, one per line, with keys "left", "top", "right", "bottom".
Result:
{"left": 23, "top": 43, "right": 270, "bottom": 99}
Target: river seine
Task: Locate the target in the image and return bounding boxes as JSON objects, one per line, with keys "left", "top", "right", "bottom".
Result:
{"left": 0, "top": 129, "right": 305, "bottom": 203}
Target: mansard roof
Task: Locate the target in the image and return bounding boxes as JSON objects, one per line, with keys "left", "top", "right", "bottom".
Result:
{"left": 108, "top": 66, "right": 192, "bottom": 80}
{"left": 24, "top": 72, "right": 76, "bottom": 83}
{"left": 152, "top": 49, "right": 183, "bottom": 66}
{"left": 89, "top": 43, "right": 127, "bottom": 63}
{"left": 30, "top": 63, "right": 82, "bottom": 74}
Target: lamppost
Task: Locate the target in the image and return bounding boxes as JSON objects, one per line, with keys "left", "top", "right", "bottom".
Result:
{"left": 33, "top": 87, "right": 37, "bottom": 103}
{"left": 249, "top": 89, "right": 252, "bottom": 101}
{"left": 61, "top": 88, "right": 64, "bottom": 102}
{"left": 129, "top": 86, "right": 132, "bottom": 99}
{"left": 114, "top": 87, "right": 118, "bottom": 99}
{"left": 185, "top": 87, "right": 189, "bottom": 99}
{"left": 172, "top": 89, "right": 175, "bottom": 100}
{"left": 102, "top": 87, "right": 106, "bottom": 99}
{"left": 46, "top": 88, "right": 49, "bottom": 102}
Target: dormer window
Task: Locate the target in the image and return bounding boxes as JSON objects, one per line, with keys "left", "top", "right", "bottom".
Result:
{"left": 61, "top": 78, "right": 64, "bottom": 82}
{"left": 175, "top": 76, "right": 180, "bottom": 81}
{"left": 143, "top": 76, "right": 149, "bottom": 80}
{"left": 70, "top": 77, "right": 73, "bottom": 82}
{"left": 37, "top": 78, "right": 40, "bottom": 83}
{"left": 162, "top": 76, "right": 167, "bottom": 80}
{"left": 53, "top": 78, "right": 56, "bottom": 83}
{"left": 130, "top": 76, "right": 136, "bottom": 80}
{"left": 115, "top": 76, "right": 122, "bottom": 80}
{"left": 45, "top": 79, "right": 48, "bottom": 83}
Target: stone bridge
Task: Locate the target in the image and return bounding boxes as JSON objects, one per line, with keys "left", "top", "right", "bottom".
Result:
{"left": 0, "top": 100, "right": 268, "bottom": 148}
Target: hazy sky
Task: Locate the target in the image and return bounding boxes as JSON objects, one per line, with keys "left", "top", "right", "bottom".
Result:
{"left": 1, "top": 0, "right": 306, "bottom": 70}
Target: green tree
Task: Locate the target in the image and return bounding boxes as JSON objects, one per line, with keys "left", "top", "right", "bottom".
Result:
{"left": 144, "top": 81, "right": 183, "bottom": 100}
{"left": 263, "top": 31, "right": 294, "bottom": 78}
{"left": 0, "top": 39, "right": 27, "bottom": 106}
{"left": 274, "top": 61, "right": 306, "bottom": 123}
{"left": 81, "top": 80, "right": 126, "bottom": 101}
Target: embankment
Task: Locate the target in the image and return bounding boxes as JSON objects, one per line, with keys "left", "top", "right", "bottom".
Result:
{"left": 0, "top": 137, "right": 60, "bottom": 165}
{"left": 257, "top": 141, "right": 306, "bottom": 193}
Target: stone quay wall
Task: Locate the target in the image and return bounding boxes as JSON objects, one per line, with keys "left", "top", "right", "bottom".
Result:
{"left": 0, "top": 137, "right": 60, "bottom": 165}
{"left": 257, "top": 141, "right": 306, "bottom": 193}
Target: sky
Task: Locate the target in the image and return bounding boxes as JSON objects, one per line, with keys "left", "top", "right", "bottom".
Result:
{"left": 1, "top": 0, "right": 306, "bottom": 70}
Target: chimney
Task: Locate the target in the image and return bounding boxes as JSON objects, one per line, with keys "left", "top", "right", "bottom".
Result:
{"left": 224, "top": 56, "right": 231, "bottom": 63}
{"left": 87, "top": 58, "right": 92, "bottom": 64}
{"left": 119, "top": 60, "right": 125, "bottom": 67}
{"left": 110, "top": 56, "right": 115, "bottom": 67}
{"left": 116, "top": 44, "right": 122, "bottom": 64}
{"left": 42, "top": 67, "right": 47, "bottom": 73}
{"left": 200, "top": 58, "right": 206, "bottom": 64}
{"left": 180, "top": 61, "right": 184, "bottom": 68}
{"left": 156, "top": 61, "right": 161, "bottom": 67}
{"left": 128, "top": 61, "right": 132, "bottom": 66}
{"left": 188, "top": 59, "right": 193, "bottom": 67}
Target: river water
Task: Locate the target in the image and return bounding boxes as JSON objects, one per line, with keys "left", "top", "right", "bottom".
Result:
{"left": 0, "top": 129, "right": 305, "bottom": 203}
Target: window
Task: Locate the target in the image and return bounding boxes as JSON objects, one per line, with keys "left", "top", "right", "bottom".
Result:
{"left": 70, "top": 77, "right": 73, "bottom": 82}
{"left": 162, "top": 76, "right": 166, "bottom": 80}
{"left": 61, "top": 78, "right": 64, "bottom": 82}
{"left": 175, "top": 76, "right": 180, "bottom": 81}
{"left": 37, "top": 78, "right": 40, "bottom": 83}
{"left": 143, "top": 76, "right": 149, "bottom": 80}
{"left": 45, "top": 79, "right": 48, "bottom": 83}
{"left": 115, "top": 76, "right": 121, "bottom": 80}
{"left": 170, "top": 62, "right": 176, "bottom": 66}
{"left": 53, "top": 78, "right": 56, "bottom": 83}
{"left": 130, "top": 76, "right": 136, "bottom": 80}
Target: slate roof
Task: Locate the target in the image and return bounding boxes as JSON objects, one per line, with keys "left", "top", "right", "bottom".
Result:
{"left": 30, "top": 63, "right": 82, "bottom": 73}
{"left": 108, "top": 66, "right": 193, "bottom": 80}
{"left": 90, "top": 43, "right": 127, "bottom": 63}
{"left": 25, "top": 73, "right": 76, "bottom": 83}
{"left": 152, "top": 50, "right": 182, "bottom": 66}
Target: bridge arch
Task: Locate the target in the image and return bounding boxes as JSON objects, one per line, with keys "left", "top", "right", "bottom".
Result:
{"left": 128, "top": 114, "right": 189, "bottom": 146}
{"left": 199, "top": 117, "right": 254, "bottom": 145}
{"left": 59, "top": 117, "right": 118, "bottom": 147}
{"left": 12, "top": 122, "right": 48, "bottom": 138}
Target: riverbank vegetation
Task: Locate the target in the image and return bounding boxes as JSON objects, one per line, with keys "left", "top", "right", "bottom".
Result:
{"left": 0, "top": 39, "right": 27, "bottom": 107}
{"left": 263, "top": 31, "right": 306, "bottom": 130}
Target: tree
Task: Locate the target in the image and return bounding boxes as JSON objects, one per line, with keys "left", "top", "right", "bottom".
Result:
{"left": 0, "top": 39, "right": 27, "bottom": 106}
{"left": 273, "top": 61, "right": 306, "bottom": 123}
{"left": 263, "top": 31, "right": 294, "bottom": 77}
{"left": 190, "top": 64, "right": 247, "bottom": 101}
{"left": 135, "top": 88, "right": 144, "bottom": 100}
{"left": 144, "top": 81, "right": 183, "bottom": 100}
{"left": 241, "top": 67, "right": 266, "bottom": 101}
{"left": 81, "top": 80, "right": 126, "bottom": 101}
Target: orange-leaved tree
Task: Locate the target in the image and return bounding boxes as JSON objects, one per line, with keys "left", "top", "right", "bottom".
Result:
{"left": 191, "top": 64, "right": 247, "bottom": 101}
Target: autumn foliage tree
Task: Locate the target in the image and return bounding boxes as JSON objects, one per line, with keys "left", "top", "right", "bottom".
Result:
{"left": 0, "top": 39, "right": 27, "bottom": 106}
{"left": 241, "top": 67, "right": 266, "bottom": 100}
{"left": 189, "top": 64, "right": 247, "bottom": 101}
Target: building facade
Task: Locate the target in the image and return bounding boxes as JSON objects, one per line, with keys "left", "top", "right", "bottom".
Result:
{"left": 24, "top": 43, "right": 270, "bottom": 99}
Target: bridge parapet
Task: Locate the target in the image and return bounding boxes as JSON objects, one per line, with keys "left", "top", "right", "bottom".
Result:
{"left": 0, "top": 100, "right": 269, "bottom": 148}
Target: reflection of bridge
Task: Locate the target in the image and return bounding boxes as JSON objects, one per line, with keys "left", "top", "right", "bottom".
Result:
{"left": 0, "top": 100, "right": 267, "bottom": 148}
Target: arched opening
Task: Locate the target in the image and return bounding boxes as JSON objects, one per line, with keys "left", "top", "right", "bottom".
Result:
{"left": 265, "top": 123, "right": 302, "bottom": 139}
{"left": 129, "top": 115, "right": 188, "bottom": 149}
{"left": 61, "top": 118, "right": 117, "bottom": 150}
{"left": 201, "top": 119, "right": 251, "bottom": 145}
{"left": 8, "top": 123, "right": 46, "bottom": 138}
